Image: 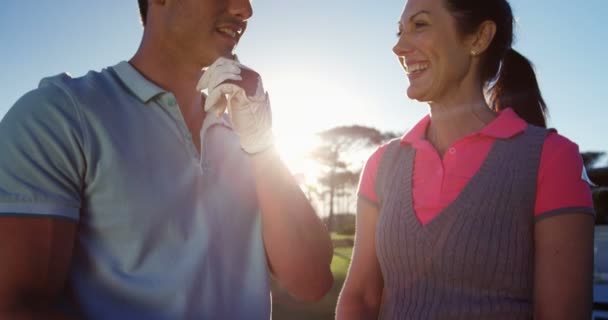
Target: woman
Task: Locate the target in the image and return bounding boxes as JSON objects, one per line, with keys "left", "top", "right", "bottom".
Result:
{"left": 336, "top": 0, "right": 595, "bottom": 319}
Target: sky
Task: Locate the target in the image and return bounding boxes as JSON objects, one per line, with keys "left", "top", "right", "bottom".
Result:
{"left": 1, "top": 0, "right": 607, "bottom": 173}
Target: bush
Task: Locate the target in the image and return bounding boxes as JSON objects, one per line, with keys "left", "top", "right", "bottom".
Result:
{"left": 594, "top": 188, "right": 608, "bottom": 225}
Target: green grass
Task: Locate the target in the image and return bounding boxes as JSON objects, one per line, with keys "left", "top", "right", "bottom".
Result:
{"left": 270, "top": 236, "right": 353, "bottom": 319}
{"left": 330, "top": 232, "right": 354, "bottom": 241}
{"left": 331, "top": 247, "right": 353, "bottom": 279}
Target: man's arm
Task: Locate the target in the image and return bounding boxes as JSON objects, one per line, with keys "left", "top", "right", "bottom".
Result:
{"left": 198, "top": 58, "right": 333, "bottom": 301}
{"left": 0, "top": 217, "right": 78, "bottom": 319}
{"left": 251, "top": 149, "right": 333, "bottom": 302}
{"left": 534, "top": 213, "right": 594, "bottom": 320}
{"left": 0, "top": 76, "right": 87, "bottom": 319}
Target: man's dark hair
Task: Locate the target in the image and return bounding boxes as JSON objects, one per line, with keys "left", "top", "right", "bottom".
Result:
{"left": 138, "top": 0, "right": 148, "bottom": 26}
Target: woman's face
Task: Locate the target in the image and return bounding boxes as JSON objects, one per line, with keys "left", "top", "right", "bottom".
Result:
{"left": 393, "top": 0, "right": 476, "bottom": 103}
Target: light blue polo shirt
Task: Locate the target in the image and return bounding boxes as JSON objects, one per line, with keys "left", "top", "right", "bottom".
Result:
{"left": 0, "top": 62, "right": 270, "bottom": 319}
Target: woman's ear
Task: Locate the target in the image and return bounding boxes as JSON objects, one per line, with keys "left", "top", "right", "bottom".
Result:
{"left": 469, "top": 20, "right": 497, "bottom": 56}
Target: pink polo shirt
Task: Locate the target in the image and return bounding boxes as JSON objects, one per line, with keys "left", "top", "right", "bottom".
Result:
{"left": 358, "top": 109, "right": 594, "bottom": 225}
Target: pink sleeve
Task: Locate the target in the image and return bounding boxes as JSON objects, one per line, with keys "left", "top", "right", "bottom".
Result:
{"left": 535, "top": 131, "right": 595, "bottom": 219}
{"left": 357, "top": 145, "right": 388, "bottom": 206}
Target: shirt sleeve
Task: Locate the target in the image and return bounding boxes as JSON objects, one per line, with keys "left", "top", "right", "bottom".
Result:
{"left": 534, "top": 131, "right": 595, "bottom": 221}
{"left": 357, "top": 145, "right": 388, "bottom": 207}
{"left": 0, "top": 80, "right": 86, "bottom": 220}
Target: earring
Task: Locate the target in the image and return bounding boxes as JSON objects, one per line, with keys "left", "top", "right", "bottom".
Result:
{"left": 471, "top": 49, "right": 477, "bottom": 56}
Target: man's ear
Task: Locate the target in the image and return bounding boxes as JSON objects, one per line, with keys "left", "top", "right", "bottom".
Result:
{"left": 468, "top": 20, "right": 497, "bottom": 56}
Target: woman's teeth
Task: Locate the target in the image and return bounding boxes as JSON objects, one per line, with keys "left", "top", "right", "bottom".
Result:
{"left": 406, "top": 63, "right": 429, "bottom": 74}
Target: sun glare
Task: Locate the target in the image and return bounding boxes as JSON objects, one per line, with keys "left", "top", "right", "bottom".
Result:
{"left": 265, "top": 68, "right": 373, "bottom": 185}
{"left": 274, "top": 133, "right": 322, "bottom": 183}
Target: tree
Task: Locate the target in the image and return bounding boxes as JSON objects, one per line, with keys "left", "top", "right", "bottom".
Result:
{"left": 594, "top": 187, "right": 608, "bottom": 225}
{"left": 318, "top": 170, "right": 360, "bottom": 217}
{"left": 581, "top": 151, "right": 608, "bottom": 224}
{"left": 581, "top": 151, "right": 606, "bottom": 170}
{"left": 590, "top": 168, "right": 608, "bottom": 188}
{"left": 310, "top": 125, "right": 399, "bottom": 232}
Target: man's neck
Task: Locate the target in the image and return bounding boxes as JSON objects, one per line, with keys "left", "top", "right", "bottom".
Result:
{"left": 129, "top": 43, "right": 207, "bottom": 148}
{"left": 130, "top": 44, "right": 203, "bottom": 103}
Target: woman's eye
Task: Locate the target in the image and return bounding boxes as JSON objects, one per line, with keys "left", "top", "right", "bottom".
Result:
{"left": 414, "top": 21, "right": 427, "bottom": 28}
{"left": 396, "top": 20, "right": 427, "bottom": 37}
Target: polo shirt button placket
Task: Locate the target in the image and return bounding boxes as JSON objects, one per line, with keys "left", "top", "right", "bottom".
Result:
{"left": 184, "top": 132, "right": 199, "bottom": 160}
{"left": 167, "top": 98, "right": 176, "bottom": 108}
{"left": 163, "top": 94, "right": 199, "bottom": 161}
{"left": 448, "top": 147, "right": 456, "bottom": 155}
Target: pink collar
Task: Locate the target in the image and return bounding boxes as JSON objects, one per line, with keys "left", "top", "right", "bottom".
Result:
{"left": 401, "top": 108, "right": 528, "bottom": 145}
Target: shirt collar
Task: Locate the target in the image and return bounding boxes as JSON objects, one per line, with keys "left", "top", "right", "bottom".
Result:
{"left": 479, "top": 108, "right": 527, "bottom": 139}
{"left": 401, "top": 108, "right": 527, "bottom": 145}
{"left": 112, "top": 61, "right": 231, "bottom": 132}
{"left": 401, "top": 114, "right": 431, "bottom": 145}
{"left": 112, "top": 61, "right": 166, "bottom": 104}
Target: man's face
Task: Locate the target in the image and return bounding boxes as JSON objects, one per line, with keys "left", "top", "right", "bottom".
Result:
{"left": 162, "top": 0, "right": 253, "bottom": 67}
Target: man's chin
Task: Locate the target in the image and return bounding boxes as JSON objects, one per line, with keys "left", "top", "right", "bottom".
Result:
{"left": 205, "top": 51, "right": 235, "bottom": 66}
{"left": 199, "top": 55, "right": 228, "bottom": 70}
{"left": 217, "top": 46, "right": 237, "bottom": 60}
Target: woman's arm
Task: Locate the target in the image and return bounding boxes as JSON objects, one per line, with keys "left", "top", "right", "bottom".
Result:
{"left": 336, "top": 198, "right": 384, "bottom": 320}
{"left": 534, "top": 213, "right": 594, "bottom": 320}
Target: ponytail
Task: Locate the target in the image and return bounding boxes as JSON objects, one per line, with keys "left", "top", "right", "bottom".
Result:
{"left": 444, "top": 0, "right": 548, "bottom": 127}
{"left": 138, "top": 0, "right": 148, "bottom": 26}
{"left": 489, "top": 48, "right": 548, "bottom": 128}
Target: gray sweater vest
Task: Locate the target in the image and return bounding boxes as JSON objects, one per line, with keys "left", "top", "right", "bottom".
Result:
{"left": 374, "top": 126, "right": 547, "bottom": 319}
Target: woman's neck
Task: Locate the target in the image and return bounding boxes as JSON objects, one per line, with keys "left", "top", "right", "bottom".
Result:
{"left": 426, "top": 94, "right": 497, "bottom": 156}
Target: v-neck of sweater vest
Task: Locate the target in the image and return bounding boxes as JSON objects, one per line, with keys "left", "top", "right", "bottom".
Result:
{"left": 401, "top": 137, "right": 504, "bottom": 236}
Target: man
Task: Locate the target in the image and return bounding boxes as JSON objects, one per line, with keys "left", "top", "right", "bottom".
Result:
{"left": 0, "top": 0, "right": 333, "bottom": 319}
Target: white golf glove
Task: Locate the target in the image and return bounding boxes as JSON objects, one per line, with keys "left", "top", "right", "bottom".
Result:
{"left": 196, "top": 57, "right": 273, "bottom": 154}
